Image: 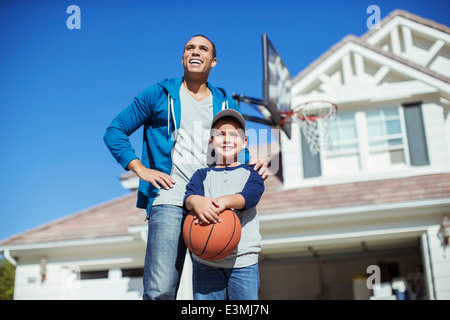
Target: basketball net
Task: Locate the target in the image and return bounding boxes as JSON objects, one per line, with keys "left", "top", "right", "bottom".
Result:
{"left": 281, "top": 100, "right": 337, "bottom": 155}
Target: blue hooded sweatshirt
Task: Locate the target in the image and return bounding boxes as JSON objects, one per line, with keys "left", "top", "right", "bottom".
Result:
{"left": 103, "top": 77, "right": 250, "bottom": 213}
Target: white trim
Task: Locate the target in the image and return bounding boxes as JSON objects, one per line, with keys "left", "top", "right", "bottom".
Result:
{"left": 0, "top": 235, "right": 136, "bottom": 252}
{"left": 120, "top": 176, "right": 139, "bottom": 190}
{"left": 421, "top": 232, "right": 435, "bottom": 300}
{"left": 259, "top": 198, "right": 450, "bottom": 223}
{"left": 390, "top": 27, "right": 401, "bottom": 55}
{"left": 366, "top": 16, "right": 405, "bottom": 45}
{"left": 424, "top": 40, "right": 445, "bottom": 67}
{"left": 262, "top": 225, "right": 427, "bottom": 247}
{"left": 355, "top": 111, "right": 369, "bottom": 170}
{"left": 402, "top": 25, "right": 413, "bottom": 55}
{"left": 2, "top": 249, "right": 17, "bottom": 266}
{"left": 59, "top": 257, "right": 134, "bottom": 268}
{"left": 342, "top": 53, "right": 352, "bottom": 85}
{"left": 280, "top": 166, "right": 450, "bottom": 190}
{"left": 354, "top": 53, "right": 364, "bottom": 77}
{"left": 366, "top": 16, "right": 450, "bottom": 46}
{"left": 351, "top": 43, "right": 450, "bottom": 92}
{"left": 292, "top": 41, "right": 450, "bottom": 101}
{"left": 372, "top": 65, "right": 390, "bottom": 85}
{"left": 128, "top": 225, "right": 147, "bottom": 243}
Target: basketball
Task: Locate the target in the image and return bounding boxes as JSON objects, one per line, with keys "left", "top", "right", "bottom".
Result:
{"left": 183, "top": 209, "right": 241, "bottom": 261}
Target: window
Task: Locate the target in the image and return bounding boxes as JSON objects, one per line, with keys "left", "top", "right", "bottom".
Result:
{"left": 403, "top": 102, "right": 429, "bottom": 166}
{"left": 301, "top": 103, "right": 429, "bottom": 179}
{"left": 321, "top": 112, "right": 360, "bottom": 177}
{"left": 80, "top": 270, "right": 109, "bottom": 280}
{"left": 365, "top": 107, "right": 407, "bottom": 168}
{"left": 328, "top": 112, "right": 359, "bottom": 155}
{"left": 122, "top": 268, "right": 144, "bottom": 278}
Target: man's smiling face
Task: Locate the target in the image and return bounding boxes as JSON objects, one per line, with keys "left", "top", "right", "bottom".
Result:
{"left": 182, "top": 36, "right": 217, "bottom": 78}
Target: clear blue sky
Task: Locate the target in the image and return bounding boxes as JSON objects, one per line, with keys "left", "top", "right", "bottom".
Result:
{"left": 0, "top": 0, "right": 449, "bottom": 241}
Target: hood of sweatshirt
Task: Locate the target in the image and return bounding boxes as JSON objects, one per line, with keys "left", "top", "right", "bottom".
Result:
{"left": 157, "top": 77, "right": 229, "bottom": 103}
{"left": 156, "top": 77, "right": 231, "bottom": 138}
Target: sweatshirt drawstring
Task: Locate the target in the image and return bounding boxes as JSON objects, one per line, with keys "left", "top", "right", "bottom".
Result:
{"left": 170, "top": 97, "right": 176, "bottom": 139}
{"left": 167, "top": 93, "right": 176, "bottom": 140}
{"left": 167, "top": 93, "right": 171, "bottom": 138}
{"left": 167, "top": 93, "right": 176, "bottom": 139}
{"left": 169, "top": 92, "right": 228, "bottom": 138}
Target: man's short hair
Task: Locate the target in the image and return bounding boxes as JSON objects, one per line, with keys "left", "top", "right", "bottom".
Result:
{"left": 185, "top": 34, "right": 216, "bottom": 59}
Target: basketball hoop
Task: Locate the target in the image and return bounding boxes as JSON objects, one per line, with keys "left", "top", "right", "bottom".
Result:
{"left": 280, "top": 100, "right": 338, "bottom": 155}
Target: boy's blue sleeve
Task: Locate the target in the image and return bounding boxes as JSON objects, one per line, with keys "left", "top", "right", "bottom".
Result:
{"left": 183, "top": 169, "right": 206, "bottom": 211}
{"left": 238, "top": 166, "right": 265, "bottom": 211}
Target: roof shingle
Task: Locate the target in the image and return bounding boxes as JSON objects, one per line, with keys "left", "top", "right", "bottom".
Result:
{"left": 2, "top": 173, "right": 449, "bottom": 246}
{"left": 257, "top": 173, "right": 450, "bottom": 214}
{"left": 0, "top": 191, "right": 145, "bottom": 246}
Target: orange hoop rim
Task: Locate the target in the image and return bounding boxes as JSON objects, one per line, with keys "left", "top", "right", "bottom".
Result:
{"left": 280, "top": 100, "right": 338, "bottom": 125}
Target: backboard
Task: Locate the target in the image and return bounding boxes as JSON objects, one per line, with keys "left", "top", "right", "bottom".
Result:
{"left": 262, "top": 33, "right": 292, "bottom": 138}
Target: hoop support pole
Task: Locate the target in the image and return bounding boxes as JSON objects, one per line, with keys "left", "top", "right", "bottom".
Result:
{"left": 233, "top": 93, "right": 276, "bottom": 126}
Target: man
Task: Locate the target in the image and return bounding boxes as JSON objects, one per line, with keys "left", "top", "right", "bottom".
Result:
{"left": 103, "top": 35, "right": 268, "bottom": 300}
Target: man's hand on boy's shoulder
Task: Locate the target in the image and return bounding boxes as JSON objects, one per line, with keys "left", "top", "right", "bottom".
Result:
{"left": 248, "top": 157, "right": 270, "bottom": 180}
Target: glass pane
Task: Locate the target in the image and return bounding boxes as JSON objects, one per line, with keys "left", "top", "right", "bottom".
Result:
{"left": 339, "top": 113, "right": 354, "bottom": 121}
{"left": 367, "top": 121, "right": 384, "bottom": 137}
{"left": 365, "top": 110, "right": 379, "bottom": 119}
{"left": 330, "top": 112, "right": 356, "bottom": 142}
{"left": 386, "top": 119, "right": 401, "bottom": 135}
{"left": 369, "top": 140, "right": 386, "bottom": 148}
{"left": 330, "top": 142, "right": 358, "bottom": 153}
{"left": 388, "top": 138, "right": 403, "bottom": 146}
{"left": 384, "top": 108, "right": 399, "bottom": 117}
{"left": 329, "top": 124, "right": 339, "bottom": 139}
{"left": 340, "top": 124, "right": 357, "bottom": 140}
{"left": 340, "top": 143, "right": 358, "bottom": 152}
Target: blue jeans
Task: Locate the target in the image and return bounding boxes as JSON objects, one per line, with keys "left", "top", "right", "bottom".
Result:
{"left": 192, "top": 259, "right": 260, "bottom": 300}
{"left": 142, "top": 205, "right": 187, "bottom": 300}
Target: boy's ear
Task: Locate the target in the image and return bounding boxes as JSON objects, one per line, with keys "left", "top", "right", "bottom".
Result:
{"left": 242, "top": 136, "right": 248, "bottom": 149}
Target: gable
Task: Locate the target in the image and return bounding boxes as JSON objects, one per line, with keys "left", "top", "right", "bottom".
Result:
{"left": 363, "top": 10, "right": 450, "bottom": 79}
{"left": 291, "top": 36, "right": 450, "bottom": 106}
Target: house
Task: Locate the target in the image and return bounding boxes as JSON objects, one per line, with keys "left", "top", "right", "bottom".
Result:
{"left": 1, "top": 9, "right": 449, "bottom": 300}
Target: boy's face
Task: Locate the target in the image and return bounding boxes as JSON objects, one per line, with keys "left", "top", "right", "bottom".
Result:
{"left": 209, "top": 119, "right": 247, "bottom": 165}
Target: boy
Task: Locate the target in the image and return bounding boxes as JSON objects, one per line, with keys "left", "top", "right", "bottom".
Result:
{"left": 183, "top": 109, "right": 265, "bottom": 300}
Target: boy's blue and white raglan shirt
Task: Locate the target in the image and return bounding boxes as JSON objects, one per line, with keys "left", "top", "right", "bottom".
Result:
{"left": 184, "top": 163, "right": 265, "bottom": 269}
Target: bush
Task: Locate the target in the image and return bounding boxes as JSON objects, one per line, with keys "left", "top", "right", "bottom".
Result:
{"left": 0, "top": 257, "right": 15, "bottom": 300}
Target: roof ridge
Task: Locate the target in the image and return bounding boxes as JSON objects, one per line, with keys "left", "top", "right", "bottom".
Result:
{"left": 351, "top": 36, "right": 450, "bottom": 84}
{"left": 292, "top": 31, "right": 450, "bottom": 87}
{"left": 361, "top": 9, "right": 450, "bottom": 41}
{"left": 293, "top": 9, "right": 450, "bottom": 86}
{"left": 291, "top": 34, "right": 358, "bottom": 84}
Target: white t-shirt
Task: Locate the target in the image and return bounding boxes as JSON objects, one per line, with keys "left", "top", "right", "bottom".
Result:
{"left": 152, "top": 84, "right": 213, "bottom": 207}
